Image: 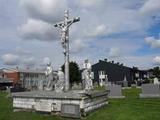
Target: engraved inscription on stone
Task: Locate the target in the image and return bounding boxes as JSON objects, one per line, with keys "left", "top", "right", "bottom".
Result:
{"left": 64, "top": 105, "right": 76, "bottom": 114}
{"left": 61, "top": 104, "right": 80, "bottom": 118}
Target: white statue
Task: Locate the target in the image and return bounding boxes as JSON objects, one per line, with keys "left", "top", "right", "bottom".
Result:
{"left": 55, "top": 68, "right": 65, "bottom": 92}
{"left": 45, "top": 62, "right": 54, "bottom": 91}
{"left": 153, "top": 77, "right": 159, "bottom": 85}
{"left": 82, "top": 59, "right": 93, "bottom": 91}
{"left": 105, "top": 75, "right": 108, "bottom": 86}
{"left": 123, "top": 75, "right": 128, "bottom": 87}
{"left": 99, "top": 71, "right": 107, "bottom": 86}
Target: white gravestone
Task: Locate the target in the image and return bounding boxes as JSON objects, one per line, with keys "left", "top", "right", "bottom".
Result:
{"left": 123, "top": 75, "right": 128, "bottom": 87}
{"left": 153, "top": 77, "right": 159, "bottom": 85}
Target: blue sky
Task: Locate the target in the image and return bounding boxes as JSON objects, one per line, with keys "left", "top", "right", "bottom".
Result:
{"left": 0, "top": 0, "right": 160, "bottom": 70}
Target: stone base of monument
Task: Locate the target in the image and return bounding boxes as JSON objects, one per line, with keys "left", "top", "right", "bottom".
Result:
{"left": 12, "top": 90, "right": 109, "bottom": 118}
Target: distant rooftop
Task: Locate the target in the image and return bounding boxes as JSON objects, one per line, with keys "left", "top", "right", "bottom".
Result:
{"left": 0, "top": 68, "right": 45, "bottom": 74}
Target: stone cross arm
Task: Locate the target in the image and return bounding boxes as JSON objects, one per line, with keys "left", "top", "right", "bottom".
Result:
{"left": 54, "top": 17, "right": 80, "bottom": 28}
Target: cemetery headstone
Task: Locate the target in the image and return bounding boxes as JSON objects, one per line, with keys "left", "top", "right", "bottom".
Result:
{"left": 107, "top": 84, "right": 125, "bottom": 98}
{"left": 153, "top": 77, "right": 159, "bottom": 85}
{"left": 123, "top": 75, "right": 128, "bottom": 87}
{"left": 140, "top": 83, "right": 160, "bottom": 98}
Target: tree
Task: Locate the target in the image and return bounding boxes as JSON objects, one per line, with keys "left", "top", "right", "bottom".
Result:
{"left": 61, "top": 61, "right": 81, "bottom": 86}
{"left": 152, "top": 66, "right": 160, "bottom": 79}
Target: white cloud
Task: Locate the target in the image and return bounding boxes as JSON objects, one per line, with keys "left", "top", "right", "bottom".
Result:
{"left": 2, "top": 54, "right": 20, "bottom": 65}
{"left": 153, "top": 56, "right": 160, "bottom": 65}
{"left": 109, "top": 47, "right": 121, "bottom": 58}
{"left": 145, "top": 36, "right": 160, "bottom": 48}
{"left": 112, "top": 55, "right": 155, "bottom": 70}
{"left": 2, "top": 47, "right": 37, "bottom": 67}
{"left": 19, "top": 19, "right": 58, "bottom": 41}
{"left": 42, "top": 57, "right": 51, "bottom": 65}
{"left": 15, "top": 46, "right": 30, "bottom": 55}
{"left": 140, "top": 0, "right": 160, "bottom": 16}
{"left": 73, "top": 0, "right": 106, "bottom": 9}
{"left": 87, "top": 24, "right": 109, "bottom": 37}
{"left": 70, "top": 39, "right": 87, "bottom": 53}
{"left": 20, "top": 0, "right": 67, "bottom": 23}
{"left": 22, "top": 57, "right": 36, "bottom": 66}
{"left": 19, "top": 0, "right": 151, "bottom": 41}
{"left": 1, "top": 0, "right": 160, "bottom": 69}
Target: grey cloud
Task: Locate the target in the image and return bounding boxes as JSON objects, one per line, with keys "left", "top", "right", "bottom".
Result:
{"left": 20, "top": 0, "right": 67, "bottom": 23}
{"left": 70, "top": 39, "right": 87, "bottom": 54}
{"left": 39, "top": 57, "right": 51, "bottom": 66}
{"left": 19, "top": 19, "right": 59, "bottom": 41}
{"left": 15, "top": 46, "right": 31, "bottom": 55}
{"left": 109, "top": 47, "right": 121, "bottom": 58}
{"left": 2, "top": 53, "right": 20, "bottom": 66}
{"left": 140, "top": 0, "right": 160, "bottom": 16}
{"left": 22, "top": 57, "right": 36, "bottom": 66}
{"left": 1, "top": 53, "right": 37, "bottom": 66}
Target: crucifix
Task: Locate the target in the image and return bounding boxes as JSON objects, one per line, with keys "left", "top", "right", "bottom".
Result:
{"left": 54, "top": 10, "right": 80, "bottom": 91}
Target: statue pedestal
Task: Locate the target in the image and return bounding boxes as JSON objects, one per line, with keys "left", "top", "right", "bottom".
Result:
{"left": 12, "top": 90, "right": 109, "bottom": 118}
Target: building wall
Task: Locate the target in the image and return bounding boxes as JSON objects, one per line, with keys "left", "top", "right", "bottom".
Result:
{"left": 1, "top": 69, "right": 46, "bottom": 88}
{"left": 92, "top": 60, "right": 133, "bottom": 84}
{"left": 5, "top": 72, "right": 20, "bottom": 85}
{"left": 20, "top": 72, "right": 46, "bottom": 89}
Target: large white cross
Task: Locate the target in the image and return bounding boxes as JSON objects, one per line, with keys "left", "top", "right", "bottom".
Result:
{"left": 54, "top": 10, "right": 80, "bottom": 91}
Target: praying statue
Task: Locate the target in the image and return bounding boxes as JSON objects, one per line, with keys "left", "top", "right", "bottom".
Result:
{"left": 55, "top": 68, "right": 65, "bottom": 92}
{"left": 82, "top": 59, "right": 94, "bottom": 91}
{"left": 45, "top": 62, "right": 54, "bottom": 91}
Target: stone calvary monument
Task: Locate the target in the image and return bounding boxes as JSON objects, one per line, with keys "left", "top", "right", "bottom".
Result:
{"left": 12, "top": 10, "right": 109, "bottom": 118}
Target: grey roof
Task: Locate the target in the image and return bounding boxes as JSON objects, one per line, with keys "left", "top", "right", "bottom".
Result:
{"left": 17, "top": 69, "right": 45, "bottom": 74}
{"left": 1, "top": 68, "right": 45, "bottom": 74}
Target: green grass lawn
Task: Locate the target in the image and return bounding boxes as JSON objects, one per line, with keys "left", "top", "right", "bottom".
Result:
{"left": 0, "top": 88, "right": 160, "bottom": 120}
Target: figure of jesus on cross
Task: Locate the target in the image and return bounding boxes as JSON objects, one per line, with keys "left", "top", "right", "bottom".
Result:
{"left": 54, "top": 10, "right": 80, "bottom": 91}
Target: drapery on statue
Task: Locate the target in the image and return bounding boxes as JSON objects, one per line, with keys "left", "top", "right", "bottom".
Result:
{"left": 55, "top": 68, "right": 65, "bottom": 92}
{"left": 82, "top": 59, "right": 94, "bottom": 91}
{"left": 45, "top": 62, "right": 54, "bottom": 91}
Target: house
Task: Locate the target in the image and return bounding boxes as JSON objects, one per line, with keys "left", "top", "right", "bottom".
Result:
{"left": 0, "top": 77, "right": 13, "bottom": 90}
{"left": 0, "top": 68, "right": 46, "bottom": 89}
{"left": 92, "top": 59, "right": 151, "bottom": 86}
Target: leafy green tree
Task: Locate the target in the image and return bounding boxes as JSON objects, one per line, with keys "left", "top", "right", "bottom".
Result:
{"left": 152, "top": 66, "right": 160, "bottom": 79}
{"left": 61, "top": 61, "right": 81, "bottom": 86}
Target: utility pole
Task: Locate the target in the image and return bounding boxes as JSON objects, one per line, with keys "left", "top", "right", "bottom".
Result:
{"left": 54, "top": 10, "right": 80, "bottom": 91}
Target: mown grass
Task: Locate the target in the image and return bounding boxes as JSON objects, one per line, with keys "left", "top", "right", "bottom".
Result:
{"left": 0, "top": 87, "right": 160, "bottom": 120}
